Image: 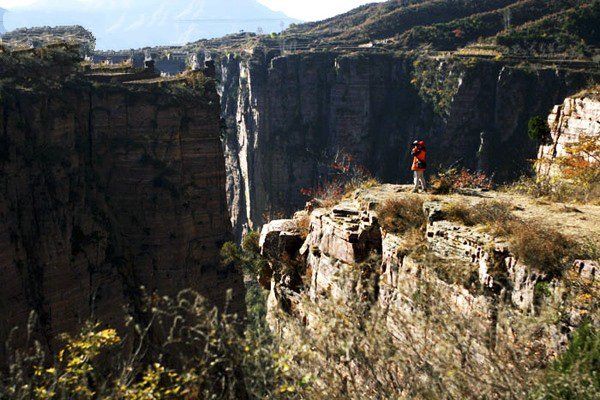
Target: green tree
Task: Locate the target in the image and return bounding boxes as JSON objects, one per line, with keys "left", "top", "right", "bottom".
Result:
{"left": 528, "top": 115, "right": 552, "bottom": 145}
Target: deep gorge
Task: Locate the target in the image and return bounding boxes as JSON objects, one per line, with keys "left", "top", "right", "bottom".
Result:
{"left": 0, "top": 0, "right": 598, "bottom": 396}
{"left": 0, "top": 48, "right": 245, "bottom": 362}
{"left": 218, "top": 49, "right": 599, "bottom": 238}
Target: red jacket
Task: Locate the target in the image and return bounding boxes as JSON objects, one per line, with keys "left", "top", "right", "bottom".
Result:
{"left": 411, "top": 146, "right": 426, "bottom": 171}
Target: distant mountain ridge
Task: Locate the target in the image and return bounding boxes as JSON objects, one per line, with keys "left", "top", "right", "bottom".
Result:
{"left": 2, "top": 0, "right": 297, "bottom": 50}
{"left": 282, "top": 0, "right": 598, "bottom": 53}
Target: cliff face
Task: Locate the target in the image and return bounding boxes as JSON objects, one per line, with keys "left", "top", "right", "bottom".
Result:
{"left": 0, "top": 49, "right": 244, "bottom": 362}
{"left": 219, "top": 50, "right": 597, "bottom": 237}
{"left": 258, "top": 186, "right": 598, "bottom": 397}
{"left": 538, "top": 91, "right": 600, "bottom": 175}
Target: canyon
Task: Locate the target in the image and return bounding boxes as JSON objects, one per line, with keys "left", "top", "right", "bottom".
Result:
{"left": 219, "top": 50, "right": 598, "bottom": 238}
{"left": 9, "top": 2, "right": 596, "bottom": 240}
{"left": 0, "top": 0, "right": 597, "bottom": 395}
{"left": 0, "top": 46, "right": 244, "bottom": 362}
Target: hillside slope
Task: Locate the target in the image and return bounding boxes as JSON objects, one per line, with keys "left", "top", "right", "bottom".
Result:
{"left": 282, "top": 0, "right": 598, "bottom": 56}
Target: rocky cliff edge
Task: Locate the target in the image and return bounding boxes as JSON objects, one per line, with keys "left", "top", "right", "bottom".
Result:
{"left": 258, "top": 185, "right": 598, "bottom": 397}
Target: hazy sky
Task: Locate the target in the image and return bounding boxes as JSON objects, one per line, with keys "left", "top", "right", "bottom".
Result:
{"left": 257, "top": 0, "right": 384, "bottom": 21}
{"left": 0, "top": 0, "right": 384, "bottom": 21}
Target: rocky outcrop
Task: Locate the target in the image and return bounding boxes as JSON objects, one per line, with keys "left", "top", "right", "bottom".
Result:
{"left": 0, "top": 48, "right": 245, "bottom": 363}
{"left": 259, "top": 187, "right": 597, "bottom": 380}
{"left": 538, "top": 91, "right": 600, "bottom": 176}
{"left": 219, "top": 50, "right": 599, "bottom": 237}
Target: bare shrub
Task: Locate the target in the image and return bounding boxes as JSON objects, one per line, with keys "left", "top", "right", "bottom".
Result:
{"left": 272, "top": 270, "right": 543, "bottom": 400}
{"left": 1, "top": 262, "right": 594, "bottom": 399}
{"left": 431, "top": 167, "right": 493, "bottom": 194}
{"left": 443, "top": 200, "right": 514, "bottom": 227}
{"left": 506, "top": 220, "right": 576, "bottom": 278}
{"left": 295, "top": 211, "right": 311, "bottom": 241}
{"left": 0, "top": 290, "right": 294, "bottom": 400}
{"left": 300, "top": 150, "right": 373, "bottom": 208}
{"left": 395, "top": 227, "right": 428, "bottom": 258}
{"left": 376, "top": 195, "right": 426, "bottom": 234}
{"left": 418, "top": 251, "right": 480, "bottom": 288}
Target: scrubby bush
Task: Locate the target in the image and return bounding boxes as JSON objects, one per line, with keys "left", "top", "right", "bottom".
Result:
{"left": 295, "top": 211, "right": 311, "bottom": 241}
{"left": 507, "top": 220, "right": 576, "bottom": 277}
{"left": 443, "top": 200, "right": 513, "bottom": 227}
{"left": 443, "top": 200, "right": 579, "bottom": 277}
{"left": 0, "top": 289, "right": 295, "bottom": 400}
{"left": 376, "top": 195, "right": 426, "bottom": 234}
{"left": 1, "top": 241, "right": 595, "bottom": 400}
{"left": 430, "top": 167, "right": 493, "bottom": 194}
{"left": 497, "top": 1, "right": 600, "bottom": 56}
{"left": 221, "top": 230, "right": 268, "bottom": 276}
{"left": 300, "top": 150, "right": 374, "bottom": 208}
{"left": 268, "top": 268, "right": 556, "bottom": 400}
{"left": 528, "top": 116, "right": 552, "bottom": 145}
{"left": 530, "top": 322, "right": 600, "bottom": 399}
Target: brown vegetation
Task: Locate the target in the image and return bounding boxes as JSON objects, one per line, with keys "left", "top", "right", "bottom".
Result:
{"left": 507, "top": 220, "right": 577, "bottom": 277}
{"left": 442, "top": 200, "right": 514, "bottom": 227}
{"left": 395, "top": 227, "right": 428, "bottom": 258}
{"left": 430, "top": 167, "right": 494, "bottom": 194}
{"left": 376, "top": 195, "right": 426, "bottom": 234}
{"left": 295, "top": 212, "right": 312, "bottom": 241}
{"left": 513, "top": 133, "right": 600, "bottom": 204}
{"left": 443, "top": 199, "right": 580, "bottom": 277}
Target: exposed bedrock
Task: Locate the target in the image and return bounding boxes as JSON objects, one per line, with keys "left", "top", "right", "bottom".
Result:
{"left": 258, "top": 189, "right": 597, "bottom": 375}
{"left": 218, "top": 49, "right": 598, "bottom": 237}
{"left": 538, "top": 91, "right": 600, "bottom": 175}
{"left": 0, "top": 55, "right": 245, "bottom": 363}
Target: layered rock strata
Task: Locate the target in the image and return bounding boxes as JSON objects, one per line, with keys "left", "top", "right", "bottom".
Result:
{"left": 219, "top": 50, "right": 599, "bottom": 237}
{"left": 0, "top": 49, "right": 244, "bottom": 363}
{"left": 259, "top": 187, "right": 597, "bottom": 378}
{"left": 538, "top": 91, "right": 600, "bottom": 176}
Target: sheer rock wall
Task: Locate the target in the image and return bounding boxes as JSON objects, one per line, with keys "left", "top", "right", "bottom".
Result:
{"left": 0, "top": 52, "right": 245, "bottom": 362}
{"left": 219, "top": 50, "right": 597, "bottom": 238}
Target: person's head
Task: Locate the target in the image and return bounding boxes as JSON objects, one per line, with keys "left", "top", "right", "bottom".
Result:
{"left": 413, "top": 140, "right": 425, "bottom": 148}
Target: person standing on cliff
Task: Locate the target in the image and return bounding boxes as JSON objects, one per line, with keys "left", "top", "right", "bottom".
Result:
{"left": 411, "top": 140, "right": 427, "bottom": 192}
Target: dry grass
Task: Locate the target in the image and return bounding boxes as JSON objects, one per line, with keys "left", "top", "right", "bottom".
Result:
{"left": 506, "top": 220, "right": 576, "bottom": 277}
{"left": 430, "top": 167, "right": 493, "bottom": 194}
{"left": 295, "top": 211, "right": 311, "bottom": 241}
{"left": 358, "top": 178, "right": 380, "bottom": 190}
{"left": 377, "top": 195, "right": 426, "bottom": 234}
{"left": 271, "top": 271, "right": 550, "bottom": 400}
{"left": 414, "top": 251, "right": 480, "bottom": 289}
{"left": 443, "top": 200, "right": 514, "bottom": 227}
{"left": 395, "top": 227, "right": 428, "bottom": 258}
{"left": 442, "top": 200, "right": 580, "bottom": 277}
{"left": 509, "top": 175, "right": 600, "bottom": 205}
